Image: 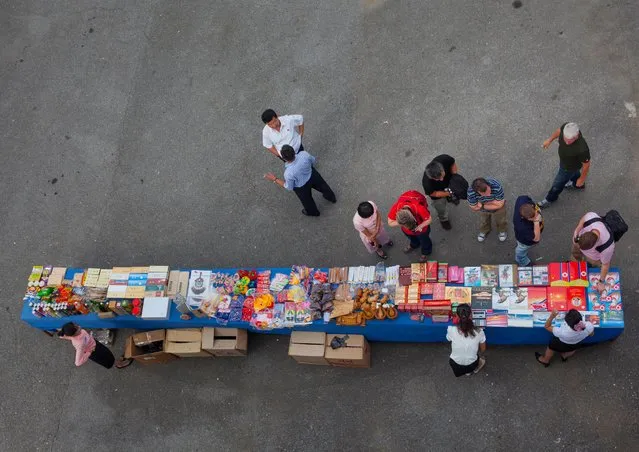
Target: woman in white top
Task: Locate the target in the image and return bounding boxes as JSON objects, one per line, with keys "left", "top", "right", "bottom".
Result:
{"left": 535, "top": 309, "right": 595, "bottom": 367}
{"left": 446, "top": 304, "right": 487, "bottom": 377}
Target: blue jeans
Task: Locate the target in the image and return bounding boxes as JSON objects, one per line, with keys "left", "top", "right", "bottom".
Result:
{"left": 545, "top": 167, "right": 580, "bottom": 203}
{"left": 403, "top": 228, "right": 433, "bottom": 255}
{"left": 515, "top": 241, "right": 534, "bottom": 266}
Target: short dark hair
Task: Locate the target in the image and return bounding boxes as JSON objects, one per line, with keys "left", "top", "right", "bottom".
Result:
{"left": 280, "top": 145, "right": 295, "bottom": 162}
{"left": 565, "top": 309, "right": 583, "bottom": 330}
{"left": 357, "top": 202, "right": 375, "bottom": 218}
{"left": 60, "top": 322, "right": 78, "bottom": 337}
{"left": 519, "top": 203, "right": 536, "bottom": 220}
{"left": 577, "top": 231, "right": 598, "bottom": 250}
{"left": 425, "top": 161, "right": 445, "bottom": 180}
{"left": 261, "top": 109, "right": 277, "bottom": 124}
{"left": 471, "top": 178, "right": 489, "bottom": 194}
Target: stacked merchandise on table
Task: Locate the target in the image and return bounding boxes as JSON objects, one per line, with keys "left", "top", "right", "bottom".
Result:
{"left": 392, "top": 261, "right": 624, "bottom": 328}
{"left": 22, "top": 261, "right": 623, "bottom": 329}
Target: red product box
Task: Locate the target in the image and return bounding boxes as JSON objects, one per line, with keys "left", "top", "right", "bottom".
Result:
{"left": 426, "top": 261, "right": 438, "bottom": 282}
{"left": 432, "top": 283, "right": 446, "bottom": 300}
{"left": 419, "top": 283, "right": 434, "bottom": 295}
{"left": 566, "top": 287, "right": 587, "bottom": 310}
{"left": 568, "top": 261, "right": 589, "bottom": 286}
{"left": 549, "top": 262, "right": 570, "bottom": 286}
{"left": 547, "top": 287, "right": 568, "bottom": 311}
{"left": 527, "top": 287, "right": 548, "bottom": 311}
{"left": 437, "top": 263, "right": 448, "bottom": 283}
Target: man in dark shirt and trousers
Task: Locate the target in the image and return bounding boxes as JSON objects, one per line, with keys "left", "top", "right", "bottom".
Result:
{"left": 513, "top": 196, "right": 543, "bottom": 266}
{"left": 422, "top": 154, "right": 457, "bottom": 230}
{"left": 537, "top": 122, "right": 591, "bottom": 208}
{"left": 264, "top": 145, "right": 336, "bottom": 216}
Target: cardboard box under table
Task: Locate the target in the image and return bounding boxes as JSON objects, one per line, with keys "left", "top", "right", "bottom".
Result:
{"left": 124, "top": 329, "right": 179, "bottom": 364}
{"left": 324, "top": 334, "right": 370, "bottom": 368}
{"left": 164, "top": 328, "right": 212, "bottom": 357}
{"left": 201, "top": 328, "right": 248, "bottom": 356}
{"left": 288, "top": 331, "right": 329, "bottom": 365}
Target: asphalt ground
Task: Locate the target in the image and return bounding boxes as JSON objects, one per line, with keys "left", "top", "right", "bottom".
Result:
{"left": 1, "top": 0, "right": 638, "bottom": 450}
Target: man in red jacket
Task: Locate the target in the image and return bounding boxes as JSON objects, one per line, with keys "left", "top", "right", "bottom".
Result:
{"left": 387, "top": 190, "right": 433, "bottom": 262}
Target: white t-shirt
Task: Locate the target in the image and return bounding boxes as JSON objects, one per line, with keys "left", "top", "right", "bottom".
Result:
{"left": 446, "top": 326, "right": 486, "bottom": 365}
{"left": 552, "top": 321, "right": 594, "bottom": 344}
{"left": 262, "top": 114, "right": 304, "bottom": 155}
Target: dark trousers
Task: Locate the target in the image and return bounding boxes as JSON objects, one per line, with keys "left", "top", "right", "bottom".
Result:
{"left": 293, "top": 167, "right": 336, "bottom": 216}
{"left": 403, "top": 228, "right": 433, "bottom": 255}
{"left": 89, "top": 341, "right": 115, "bottom": 369}
{"left": 545, "top": 166, "right": 580, "bottom": 203}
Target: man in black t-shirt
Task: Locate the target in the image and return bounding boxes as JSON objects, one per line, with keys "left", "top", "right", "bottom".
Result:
{"left": 537, "top": 122, "right": 591, "bottom": 209}
{"left": 422, "top": 154, "right": 457, "bottom": 230}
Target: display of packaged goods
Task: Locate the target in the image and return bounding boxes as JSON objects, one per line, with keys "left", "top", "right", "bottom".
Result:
{"left": 600, "top": 311, "right": 624, "bottom": 327}
{"left": 447, "top": 266, "right": 463, "bottom": 284}
{"left": 526, "top": 287, "right": 548, "bottom": 311}
{"left": 444, "top": 286, "right": 471, "bottom": 305}
{"left": 508, "top": 310, "right": 533, "bottom": 327}
{"left": 580, "top": 310, "right": 601, "bottom": 327}
{"left": 492, "top": 287, "right": 516, "bottom": 309}
{"left": 471, "top": 287, "right": 492, "bottom": 310}
{"left": 568, "top": 261, "right": 589, "bottom": 286}
{"left": 426, "top": 261, "right": 438, "bottom": 282}
{"left": 437, "top": 263, "right": 448, "bottom": 283}
{"left": 486, "top": 310, "right": 508, "bottom": 327}
{"left": 464, "top": 267, "right": 481, "bottom": 287}
{"left": 517, "top": 266, "right": 533, "bottom": 286}
{"left": 480, "top": 265, "right": 498, "bottom": 287}
{"left": 548, "top": 262, "right": 570, "bottom": 286}
{"left": 384, "top": 265, "right": 399, "bottom": 287}
{"left": 508, "top": 287, "right": 530, "bottom": 312}
{"left": 398, "top": 266, "right": 412, "bottom": 286}
{"left": 432, "top": 283, "right": 446, "bottom": 300}
{"left": 547, "top": 287, "right": 568, "bottom": 311}
{"left": 532, "top": 265, "right": 549, "bottom": 286}
{"left": 566, "top": 287, "right": 587, "bottom": 311}
{"left": 498, "top": 264, "right": 517, "bottom": 287}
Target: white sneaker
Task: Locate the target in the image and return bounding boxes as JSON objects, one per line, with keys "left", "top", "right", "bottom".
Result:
{"left": 564, "top": 181, "right": 574, "bottom": 188}
{"left": 537, "top": 199, "right": 551, "bottom": 209}
{"left": 477, "top": 232, "right": 487, "bottom": 242}
{"left": 473, "top": 357, "right": 486, "bottom": 374}
{"left": 498, "top": 232, "right": 507, "bottom": 242}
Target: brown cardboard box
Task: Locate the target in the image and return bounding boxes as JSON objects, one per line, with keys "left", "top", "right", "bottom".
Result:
{"left": 132, "top": 329, "right": 167, "bottom": 346}
{"left": 288, "top": 332, "right": 329, "bottom": 365}
{"left": 324, "top": 334, "right": 370, "bottom": 368}
{"left": 177, "top": 271, "right": 189, "bottom": 297}
{"left": 124, "top": 330, "right": 178, "bottom": 365}
{"left": 167, "top": 270, "right": 180, "bottom": 297}
{"left": 164, "top": 328, "right": 212, "bottom": 357}
{"left": 201, "top": 328, "right": 248, "bottom": 356}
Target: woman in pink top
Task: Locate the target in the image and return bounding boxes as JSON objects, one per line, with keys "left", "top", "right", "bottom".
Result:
{"left": 59, "top": 323, "right": 132, "bottom": 369}
{"left": 353, "top": 201, "right": 393, "bottom": 259}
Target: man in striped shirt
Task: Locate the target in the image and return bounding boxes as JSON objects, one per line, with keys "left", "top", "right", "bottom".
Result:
{"left": 467, "top": 177, "right": 508, "bottom": 242}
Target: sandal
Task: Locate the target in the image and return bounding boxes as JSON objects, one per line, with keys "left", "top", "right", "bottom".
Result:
{"left": 419, "top": 255, "right": 429, "bottom": 263}
{"left": 386, "top": 240, "right": 394, "bottom": 247}
{"left": 375, "top": 249, "right": 388, "bottom": 260}
{"left": 535, "top": 352, "right": 549, "bottom": 368}
{"left": 115, "top": 357, "right": 133, "bottom": 369}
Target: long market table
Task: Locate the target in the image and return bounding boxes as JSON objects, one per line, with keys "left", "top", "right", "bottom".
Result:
{"left": 21, "top": 267, "right": 624, "bottom": 345}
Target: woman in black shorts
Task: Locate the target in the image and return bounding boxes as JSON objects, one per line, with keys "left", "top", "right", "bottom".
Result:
{"left": 535, "top": 309, "right": 595, "bottom": 367}
{"left": 446, "top": 304, "right": 487, "bottom": 376}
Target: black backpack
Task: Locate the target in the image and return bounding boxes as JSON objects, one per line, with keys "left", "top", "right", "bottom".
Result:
{"left": 582, "top": 210, "right": 628, "bottom": 252}
{"left": 448, "top": 174, "right": 469, "bottom": 200}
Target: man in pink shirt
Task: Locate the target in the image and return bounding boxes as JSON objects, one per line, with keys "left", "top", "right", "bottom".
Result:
{"left": 571, "top": 212, "right": 615, "bottom": 292}
{"left": 59, "top": 323, "right": 131, "bottom": 369}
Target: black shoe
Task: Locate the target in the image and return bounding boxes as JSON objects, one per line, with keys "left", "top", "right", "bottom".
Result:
{"left": 302, "top": 209, "right": 320, "bottom": 217}
{"left": 535, "top": 352, "right": 550, "bottom": 367}
{"left": 440, "top": 220, "right": 452, "bottom": 230}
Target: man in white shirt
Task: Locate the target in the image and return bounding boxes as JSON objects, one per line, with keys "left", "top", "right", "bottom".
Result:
{"left": 261, "top": 109, "right": 305, "bottom": 160}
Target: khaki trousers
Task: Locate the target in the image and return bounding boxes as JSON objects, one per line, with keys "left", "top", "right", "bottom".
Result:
{"left": 479, "top": 206, "right": 508, "bottom": 234}
{"left": 431, "top": 197, "right": 449, "bottom": 222}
